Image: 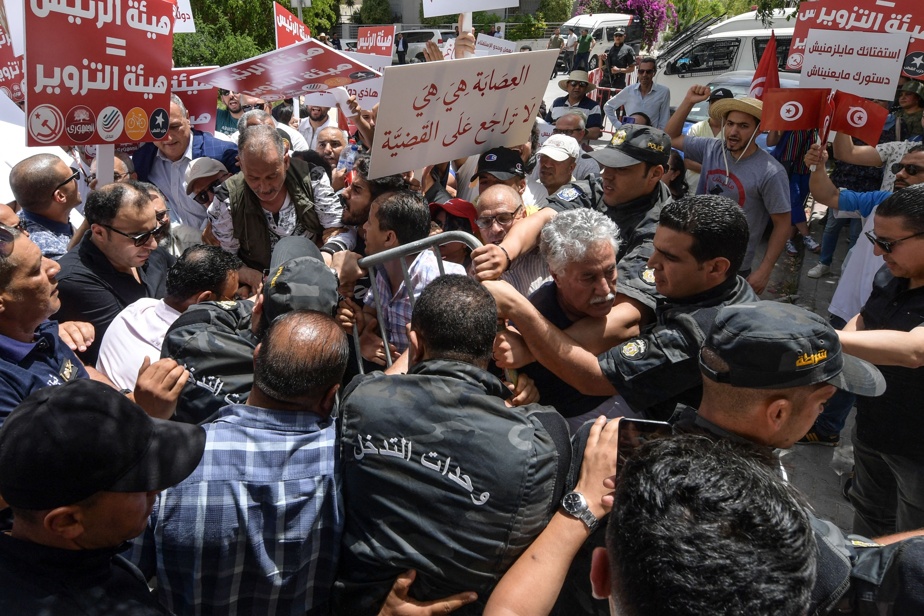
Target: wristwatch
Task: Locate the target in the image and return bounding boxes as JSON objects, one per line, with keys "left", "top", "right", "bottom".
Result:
{"left": 561, "top": 491, "right": 600, "bottom": 532}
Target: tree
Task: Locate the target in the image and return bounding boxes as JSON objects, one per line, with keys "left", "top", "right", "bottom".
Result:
{"left": 538, "top": 0, "right": 575, "bottom": 23}
{"left": 360, "top": 0, "right": 393, "bottom": 24}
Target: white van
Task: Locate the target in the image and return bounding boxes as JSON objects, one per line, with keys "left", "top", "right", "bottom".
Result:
{"left": 560, "top": 13, "right": 643, "bottom": 71}
{"left": 655, "top": 9, "right": 799, "bottom": 105}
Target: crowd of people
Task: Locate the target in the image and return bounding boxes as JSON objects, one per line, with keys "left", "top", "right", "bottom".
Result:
{"left": 1, "top": 20, "right": 924, "bottom": 616}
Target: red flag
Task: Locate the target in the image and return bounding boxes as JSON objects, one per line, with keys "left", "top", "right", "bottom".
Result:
{"left": 750, "top": 32, "right": 780, "bottom": 100}
{"left": 762, "top": 88, "right": 831, "bottom": 131}
{"left": 818, "top": 89, "right": 837, "bottom": 147}
{"left": 830, "top": 91, "right": 889, "bottom": 146}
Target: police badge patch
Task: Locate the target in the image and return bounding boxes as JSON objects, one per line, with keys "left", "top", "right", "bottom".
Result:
{"left": 641, "top": 267, "right": 656, "bottom": 285}
{"left": 620, "top": 339, "right": 648, "bottom": 359}
{"left": 611, "top": 130, "right": 627, "bottom": 146}
{"left": 556, "top": 186, "right": 581, "bottom": 201}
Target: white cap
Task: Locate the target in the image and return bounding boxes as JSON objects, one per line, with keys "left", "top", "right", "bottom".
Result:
{"left": 537, "top": 134, "right": 580, "bottom": 162}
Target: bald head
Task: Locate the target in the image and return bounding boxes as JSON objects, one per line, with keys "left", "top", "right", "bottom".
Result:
{"left": 10, "top": 154, "right": 71, "bottom": 212}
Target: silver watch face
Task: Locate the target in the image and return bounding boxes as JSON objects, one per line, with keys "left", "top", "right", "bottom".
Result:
{"left": 562, "top": 491, "right": 586, "bottom": 514}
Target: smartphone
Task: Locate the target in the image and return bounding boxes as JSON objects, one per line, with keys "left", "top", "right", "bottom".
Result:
{"left": 617, "top": 418, "right": 672, "bottom": 472}
{"left": 620, "top": 116, "right": 637, "bottom": 125}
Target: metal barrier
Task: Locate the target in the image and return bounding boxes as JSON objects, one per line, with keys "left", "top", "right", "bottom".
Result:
{"left": 352, "top": 230, "right": 483, "bottom": 372}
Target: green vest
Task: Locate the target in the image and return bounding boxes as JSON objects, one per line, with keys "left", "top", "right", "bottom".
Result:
{"left": 226, "top": 158, "right": 323, "bottom": 271}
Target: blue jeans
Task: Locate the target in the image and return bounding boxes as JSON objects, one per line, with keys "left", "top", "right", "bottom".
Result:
{"left": 818, "top": 214, "right": 862, "bottom": 266}
{"left": 813, "top": 314, "right": 855, "bottom": 436}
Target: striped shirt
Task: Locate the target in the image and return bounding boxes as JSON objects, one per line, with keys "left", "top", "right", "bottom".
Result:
{"left": 130, "top": 404, "right": 342, "bottom": 616}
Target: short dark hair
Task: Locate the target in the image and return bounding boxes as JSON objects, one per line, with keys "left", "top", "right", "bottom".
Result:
{"left": 638, "top": 56, "right": 656, "bottom": 68}
{"left": 9, "top": 154, "right": 68, "bottom": 212}
{"left": 254, "top": 310, "right": 348, "bottom": 406}
{"left": 84, "top": 180, "right": 151, "bottom": 226}
{"left": 166, "top": 245, "right": 242, "bottom": 301}
{"left": 628, "top": 111, "right": 652, "bottom": 125}
{"left": 0, "top": 225, "right": 27, "bottom": 288}
{"left": 291, "top": 150, "right": 332, "bottom": 180}
{"left": 353, "top": 155, "right": 408, "bottom": 199}
{"left": 374, "top": 190, "right": 430, "bottom": 245}
{"left": 410, "top": 275, "right": 496, "bottom": 364}
{"left": 877, "top": 183, "right": 924, "bottom": 233}
{"left": 658, "top": 195, "right": 748, "bottom": 278}
{"left": 609, "top": 434, "right": 817, "bottom": 616}
{"left": 271, "top": 104, "right": 294, "bottom": 125}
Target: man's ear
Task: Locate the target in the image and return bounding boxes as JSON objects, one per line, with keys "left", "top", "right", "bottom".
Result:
{"left": 44, "top": 506, "right": 85, "bottom": 541}
{"left": 318, "top": 383, "right": 340, "bottom": 416}
{"left": 408, "top": 328, "right": 426, "bottom": 365}
{"left": 764, "top": 395, "right": 792, "bottom": 434}
{"left": 384, "top": 229, "right": 398, "bottom": 249}
{"left": 703, "top": 256, "right": 731, "bottom": 280}
{"left": 590, "top": 546, "right": 613, "bottom": 600}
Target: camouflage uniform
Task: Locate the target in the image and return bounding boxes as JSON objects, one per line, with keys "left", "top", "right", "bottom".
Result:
{"left": 333, "top": 359, "right": 571, "bottom": 615}
{"left": 546, "top": 179, "right": 672, "bottom": 312}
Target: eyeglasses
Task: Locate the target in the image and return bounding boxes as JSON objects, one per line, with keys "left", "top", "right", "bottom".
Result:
{"left": 155, "top": 209, "right": 169, "bottom": 223}
{"left": 475, "top": 206, "right": 522, "bottom": 229}
{"left": 85, "top": 171, "right": 129, "bottom": 186}
{"left": 218, "top": 89, "right": 232, "bottom": 96}
{"left": 890, "top": 162, "right": 921, "bottom": 176}
{"left": 241, "top": 104, "right": 265, "bottom": 112}
{"left": 864, "top": 229, "right": 924, "bottom": 253}
{"left": 54, "top": 169, "right": 80, "bottom": 193}
{"left": 637, "top": 69, "right": 655, "bottom": 74}
{"left": 101, "top": 222, "right": 169, "bottom": 247}
{"left": 553, "top": 128, "right": 581, "bottom": 135}
{"left": 193, "top": 179, "right": 223, "bottom": 205}
{"left": 0, "top": 222, "right": 24, "bottom": 258}
{"left": 568, "top": 81, "right": 588, "bottom": 88}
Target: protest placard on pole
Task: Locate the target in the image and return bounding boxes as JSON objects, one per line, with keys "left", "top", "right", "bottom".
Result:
{"left": 172, "top": 67, "right": 218, "bottom": 133}
{"left": 274, "top": 2, "right": 309, "bottom": 49}
{"left": 476, "top": 33, "right": 517, "bottom": 55}
{"left": 196, "top": 40, "right": 380, "bottom": 102}
{"left": 423, "top": 0, "right": 517, "bottom": 18}
{"left": 357, "top": 25, "right": 395, "bottom": 56}
{"left": 786, "top": 0, "right": 923, "bottom": 78}
{"left": 0, "top": 20, "right": 23, "bottom": 102}
{"left": 24, "top": 0, "right": 174, "bottom": 147}
{"left": 368, "top": 50, "right": 558, "bottom": 179}
{"left": 801, "top": 29, "right": 910, "bottom": 100}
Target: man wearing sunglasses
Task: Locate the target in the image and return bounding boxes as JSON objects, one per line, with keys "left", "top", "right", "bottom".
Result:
{"left": 133, "top": 94, "right": 239, "bottom": 231}
{"left": 603, "top": 57, "right": 671, "bottom": 131}
{"left": 215, "top": 88, "right": 243, "bottom": 137}
{"left": 545, "top": 70, "right": 604, "bottom": 141}
{"left": 54, "top": 182, "right": 174, "bottom": 366}
{"left": 9, "top": 154, "right": 82, "bottom": 260}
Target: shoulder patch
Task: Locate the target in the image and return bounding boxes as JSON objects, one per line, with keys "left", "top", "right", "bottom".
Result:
{"left": 640, "top": 267, "right": 656, "bottom": 285}
{"left": 214, "top": 300, "right": 238, "bottom": 310}
{"left": 620, "top": 338, "right": 648, "bottom": 360}
{"left": 556, "top": 186, "right": 582, "bottom": 201}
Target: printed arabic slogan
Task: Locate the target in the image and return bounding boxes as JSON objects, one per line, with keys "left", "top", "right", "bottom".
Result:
{"left": 368, "top": 50, "right": 559, "bottom": 179}
{"left": 25, "top": 0, "right": 174, "bottom": 147}
{"left": 802, "top": 29, "right": 910, "bottom": 99}
{"left": 274, "top": 2, "right": 309, "bottom": 50}
{"left": 0, "top": 20, "right": 23, "bottom": 103}
{"left": 195, "top": 39, "right": 380, "bottom": 103}
{"left": 356, "top": 25, "right": 394, "bottom": 56}
{"left": 787, "top": 0, "right": 924, "bottom": 79}
{"left": 171, "top": 67, "right": 217, "bottom": 134}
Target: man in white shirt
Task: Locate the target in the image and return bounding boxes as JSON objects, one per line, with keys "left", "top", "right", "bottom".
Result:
{"left": 298, "top": 106, "right": 336, "bottom": 150}
{"left": 603, "top": 57, "right": 671, "bottom": 130}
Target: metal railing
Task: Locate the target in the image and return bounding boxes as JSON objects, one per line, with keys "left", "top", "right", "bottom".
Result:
{"left": 353, "top": 230, "right": 483, "bottom": 372}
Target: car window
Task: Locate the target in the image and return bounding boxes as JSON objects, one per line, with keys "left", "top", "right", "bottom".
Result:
{"left": 592, "top": 27, "right": 604, "bottom": 41}
{"left": 753, "top": 36, "right": 792, "bottom": 71}
{"left": 441, "top": 31, "right": 457, "bottom": 42}
{"left": 404, "top": 32, "right": 435, "bottom": 44}
{"left": 666, "top": 39, "right": 741, "bottom": 75}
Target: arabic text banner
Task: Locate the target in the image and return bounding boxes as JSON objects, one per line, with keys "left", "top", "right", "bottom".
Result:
{"left": 0, "top": 19, "right": 23, "bottom": 102}
{"left": 357, "top": 25, "right": 394, "bottom": 56}
{"left": 171, "top": 67, "right": 217, "bottom": 134}
{"left": 368, "top": 49, "right": 558, "bottom": 179}
{"left": 274, "top": 2, "right": 309, "bottom": 49}
{"left": 195, "top": 39, "right": 380, "bottom": 103}
{"left": 801, "top": 29, "right": 909, "bottom": 100}
{"left": 25, "top": 0, "right": 174, "bottom": 146}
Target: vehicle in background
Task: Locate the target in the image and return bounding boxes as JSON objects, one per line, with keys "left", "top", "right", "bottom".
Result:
{"left": 393, "top": 29, "right": 457, "bottom": 65}
{"left": 560, "top": 13, "right": 645, "bottom": 71}
{"left": 343, "top": 39, "right": 357, "bottom": 52}
{"left": 656, "top": 9, "right": 799, "bottom": 106}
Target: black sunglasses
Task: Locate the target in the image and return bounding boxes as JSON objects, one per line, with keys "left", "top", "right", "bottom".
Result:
{"left": 865, "top": 229, "right": 924, "bottom": 253}
{"left": 85, "top": 171, "right": 129, "bottom": 186}
{"left": 193, "top": 179, "right": 223, "bottom": 205}
{"left": 218, "top": 88, "right": 231, "bottom": 96}
{"left": 240, "top": 103, "right": 265, "bottom": 112}
{"left": 0, "top": 221, "right": 28, "bottom": 258}
{"left": 553, "top": 128, "right": 580, "bottom": 135}
{"left": 890, "top": 162, "right": 921, "bottom": 176}
{"left": 567, "top": 80, "right": 588, "bottom": 87}
{"left": 54, "top": 169, "right": 80, "bottom": 193}
{"left": 101, "top": 222, "right": 169, "bottom": 247}
{"left": 637, "top": 69, "right": 655, "bottom": 74}
{"left": 475, "top": 206, "right": 522, "bottom": 229}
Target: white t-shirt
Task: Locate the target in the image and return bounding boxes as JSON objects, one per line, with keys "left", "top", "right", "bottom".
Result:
{"left": 97, "top": 299, "right": 182, "bottom": 390}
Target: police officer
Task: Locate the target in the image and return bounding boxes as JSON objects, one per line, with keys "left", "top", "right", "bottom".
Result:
{"left": 605, "top": 28, "right": 635, "bottom": 90}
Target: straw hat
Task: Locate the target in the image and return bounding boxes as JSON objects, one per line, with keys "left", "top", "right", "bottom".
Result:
{"left": 709, "top": 97, "right": 763, "bottom": 124}
{"left": 558, "top": 70, "right": 597, "bottom": 93}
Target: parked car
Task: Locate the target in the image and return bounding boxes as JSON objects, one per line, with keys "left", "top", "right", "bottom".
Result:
{"left": 393, "top": 29, "right": 457, "bottom": 64}
{"left": 561, "top": 13, "right": 644, "bottom": 71}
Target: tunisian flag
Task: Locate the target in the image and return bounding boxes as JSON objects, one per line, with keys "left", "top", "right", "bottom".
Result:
{"left": 761, "top": 88, "right": 831, "bottom": 131}
{"left": 750, "top": 32, "right": 780, "bottom": 100}
{"left": 830, "top": 91, "right": 889, "bottom": 146}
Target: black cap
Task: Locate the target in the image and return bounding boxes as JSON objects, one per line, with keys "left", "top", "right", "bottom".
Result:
{"left": 613, "top": 28, "right": 625, "bottom": 36}
{"left": 709, "top": 87, "right": 734, "bottom": 102}
{"left": 700, "top": 303, "right": 885, "bottom": 396}
{"left": 0, "top": 380, "right": 206, "bottom": 510}
{"left": 584, "top": 124, "right": 671, "bottom": 168}
{"left": 262, "top": 236, "right": 339, "bottom": 322}
{"left": 471, "top": 147, "right": 526, "bottom": 182}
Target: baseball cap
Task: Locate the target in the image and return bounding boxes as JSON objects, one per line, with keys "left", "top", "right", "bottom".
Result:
{"left": 185, "top": 157, "right": 229, "bottom": 194}
{"left": 584, "top": 124, "right": 671, "bottom": 168}
{"left": 429, "top": 199, "right": 478, "bottom": 234}
{"left": 613, "top": 28, "right": 625, "bottom": 36}
{"left": 537, "top": 134, "right": 581, "bottom": 162}
{"left": 471, "top": 147, "right": 526, "bottom": 182}
{"left": 0, "top": 380, "right": 206, "bottom": 510}
{"left": 700, "top": 302, "right": 885, "bottom": 396}
{"left": 262, "top": 236, "right": 339, "bottom": 322}
{"left": 709, "top": 87, "right": 735, "bottom": 102}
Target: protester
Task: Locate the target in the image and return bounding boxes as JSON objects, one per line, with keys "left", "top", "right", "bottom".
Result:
{"left": 9, "top": 154, "right": 81, "bottom": 259}
{"left": 545, "top": 71, "right": 604, "bottom": 140}
{"left": 603, "top": 57, "right": 671, "bottom": 130}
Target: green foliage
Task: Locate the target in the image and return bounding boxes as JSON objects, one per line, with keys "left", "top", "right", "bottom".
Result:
{"left": 359, "top": 0, "right": 393, "bottom": 24}
{"left": 173, "top": 14, "right": 263, "bottom": 67}
{"left": 538, "top": 0, "right": 575, "bottom": 23}
{"left": 507, "top": 14, "right": 548, "bottom": 41}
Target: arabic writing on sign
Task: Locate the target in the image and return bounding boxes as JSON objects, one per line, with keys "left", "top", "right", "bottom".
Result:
{"left": 171, "top": 71, "right": 213, "bottom": 94}
{"left": 802, "top": 29, "right": 909, "bottom": 99}
{"left": 354, "top": 434, "right": 491, "bottom": 505}
{"left": 804, "top": 65, "right": 893, "bottom": 86}
{"left": 30, "top": 0, "right": 173, "bottom": 37}
{"left": 34, "top": 60, "right": 167, "bottom": 98}
{"left": 276, "top": 13, "right": 306, "bottom": 38}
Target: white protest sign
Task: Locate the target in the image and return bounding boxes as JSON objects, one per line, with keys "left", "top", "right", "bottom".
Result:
{"left": 423, "top": 0, "right": 517, "bottom": 18}
{"left": 476, "top": 33, "right": 517, "bottom": 55}
{"left": 537, "top": 118, "right": 553, "bottom": 144}
{"left": 802, "top": 29, "right": 910, "bottom": 99}
{"left": 369, "top": 50, "right": 558, "bottom": 179}
{"left": 174, "top": 0, "right": 195, "bottom": 33}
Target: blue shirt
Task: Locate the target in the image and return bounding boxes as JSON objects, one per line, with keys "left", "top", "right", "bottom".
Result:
{"left": 0, "top": 321, "right": 88, "bottom": 423}
{"left": 131, "top": 404, "right": 342, "bottom": 616}
{"left": 603, "top": 82, "right": 672, "bottom": 130}
{"left": 20, "top": 210, "right": 73, "bottom": 260}
{"left": 838, "top": 189, "right": 891, "bottom": 218}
